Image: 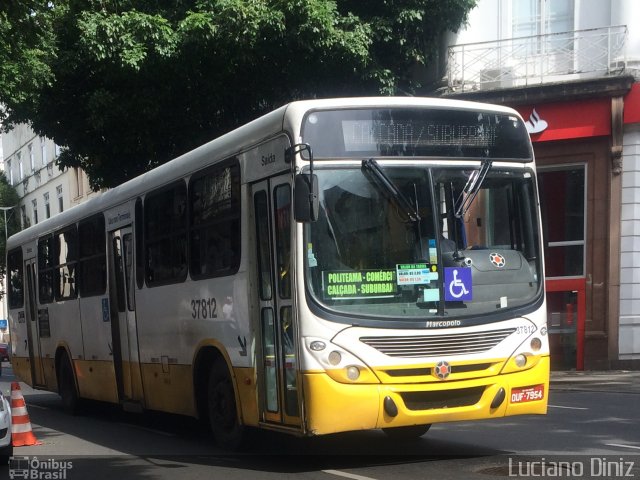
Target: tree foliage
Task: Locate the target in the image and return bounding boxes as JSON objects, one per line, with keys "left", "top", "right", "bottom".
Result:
{"left": 1, "top": 0, "right": 476, "bottom": 189}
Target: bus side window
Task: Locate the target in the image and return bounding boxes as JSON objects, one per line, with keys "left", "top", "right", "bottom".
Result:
{"left": 144, "top": 180, "right": 188, "bottom": 286}
{"left": 135, "top": 198, "right": 144, "bottom": 289}
{"left": 55, "top": 226, "right": 78, "bottom": 300}
{"left": 38, "top": 235, "right": 55, "bottom": 304}
{"left": 273, "top": 184, "right": 291, "bottom": 299}
{"left": 254, "top": 191, "right": 272, "bottom": 300}
{"left": 7, "top": 248, "right": 24, "bottom": 308}
{"left": 188, "top": 161, "right": 240, "bottom": 279}
{"left": 78, "top": 213, "right": 107, "bottom": 297}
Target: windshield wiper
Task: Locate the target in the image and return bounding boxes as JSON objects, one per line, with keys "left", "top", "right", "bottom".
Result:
{"left": 454, "top": 158, "right": 493, "bottom": 218}
{"left": 361, "top": 158, "right": 420, "bottom": 222}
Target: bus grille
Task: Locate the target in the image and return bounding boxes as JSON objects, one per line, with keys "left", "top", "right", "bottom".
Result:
{"left": 359, "top": 328, "right": 516, "bottom": 358}
{"left": 400, "top": 387, "right": 485, "bottom": 410}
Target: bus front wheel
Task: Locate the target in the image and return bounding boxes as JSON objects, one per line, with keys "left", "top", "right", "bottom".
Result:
{"left": 207, "top": 360, "right": 244, "bottom": 449}
{"left": 382, "top": 424, "right": 431, "bottom": 440}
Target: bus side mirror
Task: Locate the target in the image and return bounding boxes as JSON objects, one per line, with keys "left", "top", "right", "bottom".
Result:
{"left": 294, "top": 173, "right": 319, "bottom": 222}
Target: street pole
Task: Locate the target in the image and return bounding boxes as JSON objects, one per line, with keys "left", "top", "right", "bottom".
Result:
{"left": 0, "top": 206, "right": 9, "bottom": 243}
{"left": 0, "top": 206, "right": 14, "bottom": 344}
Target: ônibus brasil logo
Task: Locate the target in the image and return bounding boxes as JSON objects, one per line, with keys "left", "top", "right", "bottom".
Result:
{"left": 9, "top": 456, "right": 73, "bottom": 480}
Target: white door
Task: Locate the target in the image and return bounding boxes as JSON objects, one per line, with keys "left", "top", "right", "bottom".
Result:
{"left": 251, "top": 174, "right": 300, "bottom": 427}
{"left": 24, "top": 258, "right": 46, "bottom": 387}
{"left": 108, "top": 226, "right": 144, "bottom": 405}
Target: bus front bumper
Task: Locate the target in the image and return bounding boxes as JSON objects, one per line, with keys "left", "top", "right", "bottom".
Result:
{"left": 302, "top": 355, "right": 549, "bottom": 436}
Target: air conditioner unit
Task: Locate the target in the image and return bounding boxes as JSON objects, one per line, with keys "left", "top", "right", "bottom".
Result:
{"left": 479, "top": 67, "right": 514, "bottom": 90}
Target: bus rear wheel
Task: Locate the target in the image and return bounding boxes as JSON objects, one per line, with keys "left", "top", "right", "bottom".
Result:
{"left": 382, "top": 424, "right": 431, "bottom": 440}
{"left": 0, "top": 444, "right": 13, "bottom": 464}
{"left": 207, "top": 360, "right": 244, "bottom": 449}
{"left": 58, "top": 356, "right": 80, "bottom": 415}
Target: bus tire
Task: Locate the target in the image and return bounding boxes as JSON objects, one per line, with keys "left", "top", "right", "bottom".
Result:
{"left": 382, "top": 424, "right": 431, "bottom": 440}
{"left": 0, "top": 444, "right": 12, "bottom": 464}
{"left": 58, "top": 356, "right": 80, "bottom": 415}
{"left": 207, "top": 360, "right": 244, "bottom": 449}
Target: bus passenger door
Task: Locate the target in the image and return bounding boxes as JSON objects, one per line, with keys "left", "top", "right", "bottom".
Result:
{"left": 108, "top": 227, "right": 145, "bottom": 408}
{"left": 252, "top": 175, "right": 301, "bottom": 428}
{"left": 24, "top": 258, "right": 46, "bottom": 387}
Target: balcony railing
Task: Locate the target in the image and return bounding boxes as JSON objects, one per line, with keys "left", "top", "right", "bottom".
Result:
{"left": 447, "top": 25, "right": 627, "bottom": 93}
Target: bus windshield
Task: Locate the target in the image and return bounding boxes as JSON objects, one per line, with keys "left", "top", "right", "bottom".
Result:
{"left": 304, "top": 165, "right": 541, "bottom": 321}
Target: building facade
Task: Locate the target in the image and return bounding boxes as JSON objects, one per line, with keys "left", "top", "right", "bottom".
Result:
{"left": 1, "top": 123, "right": 99, "bottom": 334}
{"left": 439, "top": 0, "right": 640, "bottom": 369}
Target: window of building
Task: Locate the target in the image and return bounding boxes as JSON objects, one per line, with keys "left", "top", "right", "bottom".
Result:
{"left": 32, "top": 199, "right": 38, "bottom": 225}
{"left": 20, "top": 206, "right": 27, "bottom": 228}
{"left": 78, "top": 214, "right": 106, "bottom": 296}
{"left": 538, "top": 165, "right": 585, "bottom": 277}
{"left": 29, "top": 143, "right": 35, "bottom": 172}
{"left": 188, "top": 162, "right": 241, "bottom": 279}
{"left": 57, "top": 185, "right": 63, "bottom": 213}
{"left": 144, "top": 180, "right": 187, "bottom": 286}
{"left": 7, "top": 159, "right": 12, "bottom": 186}
{"left": 44, "top": 192, "right": 50, "bottom": 219}
{"left": 18, "top": 153, "right": 23, "bottom": 181}
{"left": 512, "top": 0, "right": 574, "bottom": 37}
{"left": 512, "top": 0, "right": 575, "bottom": 58}
{"left": 41, "top": 139, "right": 47, "bottom": 166}
{"left": 73, "top": 168, "right": 83, "bottom": 198}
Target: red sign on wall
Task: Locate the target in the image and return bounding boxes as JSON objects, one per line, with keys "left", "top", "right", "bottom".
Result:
{"left": 624, "top": 82, "right": 640, "bottom": 125}
{"left": 514, "top": 99, "right": 611, "bottom": 143}
{"left": 513, "top": 81, "right": 640, "bottom": 142}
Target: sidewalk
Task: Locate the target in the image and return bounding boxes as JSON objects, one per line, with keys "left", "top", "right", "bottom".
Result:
{"left": 551, "top": 370, "right": 640, "bottom": 394}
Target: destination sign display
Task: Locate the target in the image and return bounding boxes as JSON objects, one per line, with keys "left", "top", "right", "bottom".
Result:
{"left": 342, "top": 120, "right": 497, "bottom": 151}
{"left": 301, "top": 107, "right": 532, "bottom": 160}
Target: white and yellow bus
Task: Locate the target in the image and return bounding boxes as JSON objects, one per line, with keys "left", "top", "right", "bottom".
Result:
{"left": 7, "top": 97, "right": 548, "bottom": 446}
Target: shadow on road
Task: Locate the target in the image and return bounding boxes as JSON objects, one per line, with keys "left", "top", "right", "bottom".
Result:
{"left": 2, "top": 385, "right": 513, "bottom": 479}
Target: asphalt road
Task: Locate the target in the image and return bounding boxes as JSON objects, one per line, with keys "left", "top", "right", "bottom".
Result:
{"left": 1, "top": 365, "right": 639, "bottom": 480}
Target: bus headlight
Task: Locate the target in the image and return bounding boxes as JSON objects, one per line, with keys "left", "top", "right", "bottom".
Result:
{"left": 530, "top": 337, "right": 542, "bottom": 351}
{"left": 514, "top": 354, "right": 527, "bottom": 368}
{"left": 346, "top": 366, "right": 360, "bottom": 381}
{"left": 328, "top": 351, "right": 342, "bottom": 366}
{"left": 305, "top": 337, "right": 380, "bottom": 384}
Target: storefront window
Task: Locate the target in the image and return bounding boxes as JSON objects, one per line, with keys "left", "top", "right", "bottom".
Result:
{"left": 539, "top": 165, "right": 586, "bottom": 371}
{"left": 539, "top": 166, "right": 585, "bottom": 277}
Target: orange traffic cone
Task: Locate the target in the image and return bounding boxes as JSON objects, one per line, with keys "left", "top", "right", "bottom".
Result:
{"left": 10, "top": 382, "right": 42, "bottom": 447}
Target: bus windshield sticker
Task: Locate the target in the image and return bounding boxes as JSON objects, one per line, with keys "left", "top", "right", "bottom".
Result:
{"left": 444, "top": 267, "right": 472, "bottom": 302}
{"left": 322, "top": 270, "right": 397, "bottom": 300}
{"left": 307, "top": 243, "right": 318, "bottom": 267}
{"left": 396, "top": 263, "right": 438, "bottom": 286}
{"left": 102, "top": 298, "right": 110, "bottom": 322}
{"left": 423, "top": 288, "right": 440, "bottom": 302}
{"left": 428, "top": 239, "right": 437, "bottom": 264}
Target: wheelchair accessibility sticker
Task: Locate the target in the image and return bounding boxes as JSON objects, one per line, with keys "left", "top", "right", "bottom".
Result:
{"left": 444, "top": 267, "right": 472, "bottom": 301}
